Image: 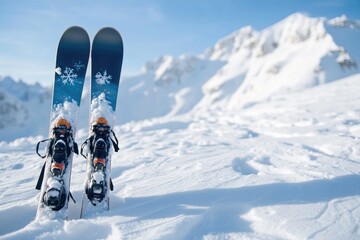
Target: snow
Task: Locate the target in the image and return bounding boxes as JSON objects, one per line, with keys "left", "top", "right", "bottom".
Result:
{"left": 1, "top": 13, "right": 360, "bottom": 239}
{"left": 1, "top": 73, "right": 360, "bottom": 239}
{"left": 0, "top": 76, "right": 50, "bottom": 141}
{"left": 51, "top": 100, "right": 80, "bottom": 130}
{"left": 92, "top": 171, "right": 104, "bottom": 183}
{"left": 90, "top": 92, "right": 115, "bottom": 127}
{"left": 203, "top": 13, "right": 351, "bottom": 109}
{"left": 328, "top": 15, "right": 360, "bottom": 29}
{"left": 46, "top": 178, "right": 63, "bottom": 191}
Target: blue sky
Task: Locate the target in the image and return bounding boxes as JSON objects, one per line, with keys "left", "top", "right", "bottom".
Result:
{"left": 0, "top": 0, "right": 359, "bottom": 86}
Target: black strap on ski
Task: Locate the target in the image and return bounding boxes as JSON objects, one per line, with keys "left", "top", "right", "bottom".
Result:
{"left": 68, "top": 191, "right": 76, "bottom": 204}
{"left": 35, "top": 162, "right": 46, "bottom": 190}
{"left": 80, "top": 138, "right": 90, "bottom": 159}
{"left": 36, "top": 138, "right": 51, "bottom": 158}
{"left": 110, "top": 178, "right": 114, "bottom": 191}
{"left": 73, "top": 142, "right": 79, "bottom": 155}
{"left": 110, "top": 130, "right": 120, "bottom": 152}
{"left": 35, "top": 138, "right": 51, "bottom": 190}
{"left": 69, "top": 134, "right": 79, "bottom": 155}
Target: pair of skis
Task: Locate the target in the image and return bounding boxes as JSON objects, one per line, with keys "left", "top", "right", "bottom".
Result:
{"left": 35, "top": 26, "right": 123, "bottom": 220}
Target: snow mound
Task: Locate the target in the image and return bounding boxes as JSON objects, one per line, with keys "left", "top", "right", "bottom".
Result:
{"left": 90, "top": 92, "right": 115, "bottom": 127}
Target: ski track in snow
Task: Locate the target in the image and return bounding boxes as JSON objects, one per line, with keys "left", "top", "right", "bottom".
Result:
{"left": 0, "top": 74, "right": 360, "bottom": 239}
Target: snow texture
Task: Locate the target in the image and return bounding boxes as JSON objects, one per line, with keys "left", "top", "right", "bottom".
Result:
{"left": 90, "top": 92, "right": 115, "bottom": 127}
{"left": 1, "top": 13, "right": 360, "bottom": 239}
{"left": 51, "top": 100, "right": 80, "bottom": 131}
{"left": 1, "top": 73, "right": 360, "bottom": 239}
{"left": 92, "top": 171, "right": 104, "bottom": 184}
{"left": 328, "top": 15, "right": 360, "bottom": 29}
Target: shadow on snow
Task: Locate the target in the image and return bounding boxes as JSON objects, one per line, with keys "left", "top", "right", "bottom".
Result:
{"left": 109, "top": 174, "right": 360, "bottom": 238}
{"left": 2, "top": 174, "right": 360, "bottom": 239}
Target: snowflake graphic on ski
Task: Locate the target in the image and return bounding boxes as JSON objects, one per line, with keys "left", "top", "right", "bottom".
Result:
{"left": 95, "top": 70, "right": 112, "bottom": 85}
{"left": 60, "top": 67, "right": 78, "bottom": 85}
{"left": 73, "top": 61, "right": 85, "bottom": 71}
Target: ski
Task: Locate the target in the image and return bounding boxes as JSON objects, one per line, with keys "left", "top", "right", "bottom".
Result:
{"left": 80, "top": 27, "right": 123, "bottom": 218}
{"left": 35, "top": 26, "right": 90, "bottom": 220}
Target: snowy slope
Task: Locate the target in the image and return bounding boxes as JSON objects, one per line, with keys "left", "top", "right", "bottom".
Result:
{"left": 118, "top": 13, "right": 359, "bottom": 122}
{"left": 200, "top": 13, "right": 359, "bottom": 109}
{"left": 1, "top": 73, "right": 360, "bottom": 239}
{"left": 118, "top": 13, "right": 360, "bottom": 120}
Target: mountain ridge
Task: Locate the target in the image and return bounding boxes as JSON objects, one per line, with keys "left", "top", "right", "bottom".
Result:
{"left": 1, "top": 13, "right": 359, "bottom": 141}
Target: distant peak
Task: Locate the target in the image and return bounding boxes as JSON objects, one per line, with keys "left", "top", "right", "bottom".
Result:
{"left": 273, "top": 12, "right": 322, "bottom": 29}
{"left": 334, "top": 14, "right": 348, "bottom": 21}
{"left": 284, "top": 12, "right": 310, "bottom": 20}
{"left": 328, "top": 15, "right": 360, "bottom": 29}
{"left": 231, "top": 25, "right": 256, "bottom": 36}
{"left": 0, "top": 75, "right": 48, "bottom": 102}
{"left": 263, "top": 12, "right": 328, "bottom": 46}
{"left": 142, "top": 55, "right": 173, "bottom": 73}
{"left": 0, "top": 76, "right": 16, "bottom": 85}
{"left": 203, "top": 25, "right": 257, "bottom": 61}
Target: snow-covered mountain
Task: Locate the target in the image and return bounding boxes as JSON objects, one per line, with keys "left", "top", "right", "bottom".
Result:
{"left": 0, "top": 76, "right": 51, "bottom": 140}
{"left": 118, "top": 13, "right": 359, "bottom": 122}
{"left": 1, "top": 13, "right": 359, "bottom": 141}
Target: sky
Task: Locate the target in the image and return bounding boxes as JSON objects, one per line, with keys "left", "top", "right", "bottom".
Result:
{"left": 0, "top": 0, "right": 359, "bottom": 86}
